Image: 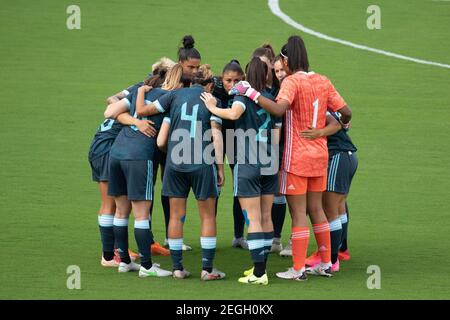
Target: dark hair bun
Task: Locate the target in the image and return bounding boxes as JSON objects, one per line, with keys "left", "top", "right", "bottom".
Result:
{"left": 230, "top": 59, "right": 240, "bottom": 66}
{"left": 182, "top": 35, "right": 195, "bottom": 49}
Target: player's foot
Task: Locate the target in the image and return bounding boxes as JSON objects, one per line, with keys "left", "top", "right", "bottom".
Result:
{"left": 128, "top": 249, "right": 140, "bottom": 262}
{"left": 118, "top": 261, "right": 141, "bottom": 273}
{"left": 243, "top": 267, "right": 254, "bottom": 277}
{"left": 151, "top": 242, "right": 170, "bottom": 256}
{"left": 232, "top": 237, "right": 248, "bottom": 249}
{"left": 101, "top": 256, "right": 119, "bottom": 267}
{"left": 306, "top": 262, "right": 333, "bottom": 278}
{"left": 305, "top": 250, "right": 321, "bottom": 267}
{"left": 238, "top": 272, "right": 268, "bottom": 285}
{"left": 331, "top": 260, "right": 340, "bottom": 273}
{"left": 139, "top": 264, "right": 172, "bottom": 277}
{"left": 276, "top": 267, "right": 307, "bottom": 281}
{"left": 201, "top": 269, "right": 226, "bottom": 281}
{"left": 173, "top": 269, "right": 191, "bottom": 279}
{"left": 270, "top": 238, "right": 283, "bottom": 253}
{"left": 279, "top": 239, "right": 292, "bottom": 257}
{"left": 182, "top": 243, "right": 192, "bottom": 251}
{"left": 114, "top": 249, "right": 138, "bottom": 262}
{"left": 338, "top": 249, "right": 350, "bottom": 261}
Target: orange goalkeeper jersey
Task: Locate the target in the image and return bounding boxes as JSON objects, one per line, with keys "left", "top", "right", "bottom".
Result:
{"left": 276, "top": 71, "right": 346, "bottom": 177}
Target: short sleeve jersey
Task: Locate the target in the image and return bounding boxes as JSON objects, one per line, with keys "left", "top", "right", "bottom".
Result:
{"left": 109, "top": 88, "right": 168, "bottom": 161}
{"left": 327, "top": 112, "right": 357, "bottom": 153}
{"left": 233, "top": 91, "right": 280, "bottom": 171}
{"left": 153, "top": 85, "right": 222, "bottom": 172}
{"left": 276, "top": 71, "right": 346, "bottom": 177}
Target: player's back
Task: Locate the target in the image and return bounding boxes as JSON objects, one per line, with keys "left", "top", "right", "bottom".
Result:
{"left": 166, "top": 85, "right": 219, "bottom": 172}
{"left": 278, "top": 71, "right": 346, "bottom": 177}
{"left": 233, "top": 91, "right": 279, "bottom": 170}
{"left": 109, "top": 88, "right": 167, "bottom": 161}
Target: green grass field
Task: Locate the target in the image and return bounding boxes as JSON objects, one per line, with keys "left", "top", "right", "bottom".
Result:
{"left": 1, "top": 0, "right": 449, "bottom": 300}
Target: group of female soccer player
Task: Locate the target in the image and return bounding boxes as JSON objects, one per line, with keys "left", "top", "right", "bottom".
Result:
{"left": 88, "top": 34, "right": 358, "bottom": 284}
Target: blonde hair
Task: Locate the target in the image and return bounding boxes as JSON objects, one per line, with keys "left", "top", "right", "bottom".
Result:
{"left": 162, "top": 63, "right": 183, "bottom": 90}
{"left": 152, "top": 57, "right": 176, "bottom": 73}
{"left": 192, "top": 64, "right": 214, "bottom": 85}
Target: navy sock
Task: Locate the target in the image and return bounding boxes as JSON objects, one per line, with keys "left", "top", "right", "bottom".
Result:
{"left": 201, "top": 237, "right": 216, "bottom": 272}
{"left": 263, "top": 231, "right": 274, "bottom": 264}
{"left": 113, "top": 217, "right": 130, "bottom": 264}
{"left": 134, "top": 219, "right": 152, "bottom": 269}
{"left": 161, "top": 195, "right": 170, "bottom": 239}
{"left": 168, "top": 238, "right": 184, "bottom": 271}
{"left": 271, "top": 199, "right": 286, "bottom": 238}
{"left": 233, "top": 197, "right": 244, "bottom": 238}
{"left": 247, "top": 232, "right": 265, "bottom": 277}
{"left": 340, "top": 213, "right": 349, "bottom": 251}
{"left": 98, "top": 214, "right": 115, "bottom": 260}
{"left": 329, "top": 218, "right": 343, "bottom": 263}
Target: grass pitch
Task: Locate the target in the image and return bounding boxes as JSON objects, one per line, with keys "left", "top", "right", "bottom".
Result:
{"left": 0, "top": 0, "right": 449, "bottom": 299}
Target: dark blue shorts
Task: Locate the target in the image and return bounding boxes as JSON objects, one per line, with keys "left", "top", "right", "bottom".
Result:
{"left": 162, "top": 165, "right": 219, "bottom": 200}
{"left": 108, "top": 157, "right": 154, "bottom": 201}
{"left": 89, "top": 153, "right": 110, "bottom": 182}
{"left": 233, "top": 164, "right": 278, "bottom": 198}
{"left": 326, "top": 151, "right": 358, "bottom": 194}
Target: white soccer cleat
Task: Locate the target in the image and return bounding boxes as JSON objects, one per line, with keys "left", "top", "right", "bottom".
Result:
{"left": 276, "top": 267, "right": 307, "bottom": 281}
{"left": 306, "top": 262, "right": 333, "bottom": 278}
{"left": 101, "top": 256, "right": 119, "bottom": 268}
{"left": 279, "top": 239, "right": 292, "bottom": 257}
{"left": 118, "top": 261, "right": 141, "bottom": 273}
{"left": 173, "top": 269, "right": 191, "bottom": 279}
{"left": 270, "top": 238, "right": 283, "bottom": 253}
{"left": 232, "top": 237, "right": 249, "bottom": 249}
{"left": 201, "top": 268, "right": 226, "bottom": 281}
{"left": 139, "top": 264, "right": 172, "bottom": 277}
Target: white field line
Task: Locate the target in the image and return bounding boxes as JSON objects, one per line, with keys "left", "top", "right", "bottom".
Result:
{"left": 268, "top": 0, "right": 450, "bottom": 69}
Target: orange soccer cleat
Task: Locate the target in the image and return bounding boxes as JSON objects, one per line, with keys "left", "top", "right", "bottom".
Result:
{"left": 151, "top": 242, "right": 170, "bottom": 256}
{"left": 305, "top": 250, "right": 322, "bottom": 267}
{"left": 338, "top": 249, "right": 350, "bottom": 261}
{"left": 114, "top": 249, "right": 140, "bottom": 262}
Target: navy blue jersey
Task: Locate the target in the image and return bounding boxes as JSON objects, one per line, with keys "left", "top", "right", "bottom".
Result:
{"left": 266, "top": 85, "right": 279, "bottom": 98}
{"left": 233, "top": 91, "right": 281, "bottom": 170}
{"left": 122, "top": 82, "right": 144, "bottom": 96}
{"left": 327, "top": 112, "right": 357, "bottom": 152}
{"left": 88, "top": 82, "right": 145, "bottom": 160}
{"left": 212, "top": 77, "right": 235, "bottom": 131}
{"left": 88, "top": 119, "right": 123, "bottom": 161}
{"left": 109, "top": 88, "right": 168, "bottom": 161}
{"left": 154, "top": 85, "right": 222, "bottom": 172}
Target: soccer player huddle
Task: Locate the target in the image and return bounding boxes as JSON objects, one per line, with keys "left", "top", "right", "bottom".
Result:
{"left": 88, "top": 34, "right": 358, "bottom": 284}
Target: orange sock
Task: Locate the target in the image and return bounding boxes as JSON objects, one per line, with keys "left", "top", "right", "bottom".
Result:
{"left": 291, "top": 227, "right": 310, "bottom": 271}
{"left": 313, "top": 222, "right": 331, "bottom": 264}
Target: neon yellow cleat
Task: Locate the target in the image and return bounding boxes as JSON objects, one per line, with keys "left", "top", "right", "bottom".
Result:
{"left": 238, "top": 272, "right": 268, "bottom": 285}
{"left": 243, "top": 267, "right": 254, "bottom": 277}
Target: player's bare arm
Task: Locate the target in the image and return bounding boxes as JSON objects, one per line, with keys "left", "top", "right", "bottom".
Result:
{"left": 201, "top": 92, "right": 244, "bottom": 120}
{"left": 157, "top": 120, "right": 170, "bottom": 152}
{"left": 300, "top": 113, "right": 341, "bottom": 140}
{"left": 136, "top": 85, "right": 160, "bottom": 117}
{"left": 211, "top": 120, "right": 224, "bottom": 187}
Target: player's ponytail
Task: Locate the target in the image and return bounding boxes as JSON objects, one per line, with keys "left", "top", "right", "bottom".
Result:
{"left": 162, "top": 63, "right": 184, "bottom": 90}
{"left": 222, "top": 59, "right": 244, "bottom": 76}
{"left": 245, "top": 57, "right": 268, "bottom": 93}
{"left": 281, "top": 35, "right": 309, "bottom": 73}
{"left": 178, "top": 35, "right": 201, "bottom": 62}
